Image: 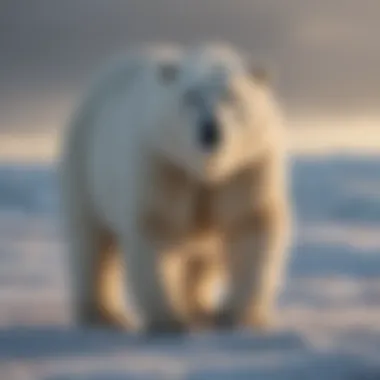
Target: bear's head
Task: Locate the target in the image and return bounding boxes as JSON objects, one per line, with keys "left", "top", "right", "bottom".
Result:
{"left": 146, "top": 43, "right": 284, "bottom": 184}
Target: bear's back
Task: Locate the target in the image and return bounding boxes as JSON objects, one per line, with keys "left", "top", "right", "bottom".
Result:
{"left": 65, "top": 45, "right": 184, "bottom": 231}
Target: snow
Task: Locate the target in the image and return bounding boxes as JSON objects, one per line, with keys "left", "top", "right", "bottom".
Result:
{"left": 1, "top": 155, "right": 380, "bottom": 379}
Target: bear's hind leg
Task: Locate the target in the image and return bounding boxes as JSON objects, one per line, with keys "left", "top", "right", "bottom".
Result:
{"left": 63, "top": 206, "right": 101, "bottom": 327}
{"left": 183, "top": 254, "right": 227, "bottom": 330}
{"left": 63, "top": 203, "right": 129, "bottom": 329}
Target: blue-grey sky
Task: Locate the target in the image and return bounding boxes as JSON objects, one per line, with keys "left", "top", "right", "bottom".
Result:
{"left": 1, "top": 0, "right": 379, "bottom": 133}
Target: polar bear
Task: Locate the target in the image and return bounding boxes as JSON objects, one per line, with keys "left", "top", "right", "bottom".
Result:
{"left": 59, "top": 42, "right": 292, "bottom": 334}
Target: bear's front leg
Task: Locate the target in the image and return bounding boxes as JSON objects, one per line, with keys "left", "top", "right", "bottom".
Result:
{"left": 215, "top": 200, "right": 290, "bottom": 331}
{"left": 122, "top": 232, "right": 186, "bottom": 335}
{"left": 124, "top": 159, "right": 196, "bottom": 334}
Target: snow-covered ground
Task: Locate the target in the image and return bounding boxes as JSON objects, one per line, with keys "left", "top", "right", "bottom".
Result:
{"left": 1, "top": 155, "right": 380, "bottom": 379}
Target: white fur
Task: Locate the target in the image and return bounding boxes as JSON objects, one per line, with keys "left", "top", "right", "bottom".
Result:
{"left": 59, "top": 42, "right": 291, "bottom": 332}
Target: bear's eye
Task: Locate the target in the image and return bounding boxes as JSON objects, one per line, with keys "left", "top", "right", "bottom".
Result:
{"left": 221, "top": 89, "right": 246, "bottom": 122}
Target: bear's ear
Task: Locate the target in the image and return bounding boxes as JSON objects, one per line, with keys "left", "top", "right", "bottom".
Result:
{"left": 249, "top": 64, "right": 275, "bottom": 87}
{"left": 158, "top": 62, "right": 179, "bottom": 84}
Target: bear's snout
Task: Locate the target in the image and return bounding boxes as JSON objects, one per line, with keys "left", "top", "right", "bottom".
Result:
{"left": 199, "top": 118, "right": 220, "bottom": 151}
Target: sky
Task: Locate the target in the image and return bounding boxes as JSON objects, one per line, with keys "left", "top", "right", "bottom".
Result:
{"left": 0, "top": 0, "right": 379, "bottom": 135}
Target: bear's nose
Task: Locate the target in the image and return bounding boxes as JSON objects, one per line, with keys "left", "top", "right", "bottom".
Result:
{"left": 199, "top": 118, "right": 220, "bottom": 150}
